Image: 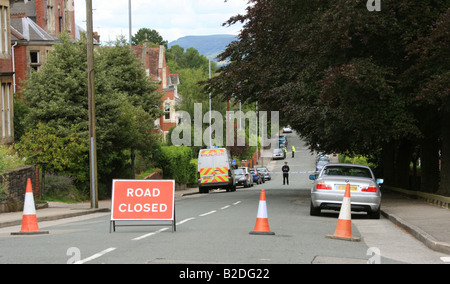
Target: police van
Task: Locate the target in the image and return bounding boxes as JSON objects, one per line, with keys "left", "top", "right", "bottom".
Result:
{"left": 197, "top": 148, "right": 236, "bottom": 193}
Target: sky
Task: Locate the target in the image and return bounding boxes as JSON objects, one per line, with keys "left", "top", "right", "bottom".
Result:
{"left": 74, "top": 0, "right": 248, "bottom": 44}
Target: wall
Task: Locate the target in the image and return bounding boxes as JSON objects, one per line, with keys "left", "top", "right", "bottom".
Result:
{"left": 0, "top": 165, "right": 35, "bottom": 213}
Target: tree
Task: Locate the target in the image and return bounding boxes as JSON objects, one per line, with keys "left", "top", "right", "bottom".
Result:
{"left": 132, "top": 28, "right": 168, "bottom": 47}
{"left": 405, "top": 9, "right": 450, "bottom": 195}
{"left": 207, "top": 0, "right": 449, "bottom": 194}
{"left": 18, "top": 33, "right": 162, "bottom": 193}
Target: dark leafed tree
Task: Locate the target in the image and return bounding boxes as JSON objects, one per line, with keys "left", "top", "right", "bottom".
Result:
{"left": 207, "top": 0, "right": 449, "bottom": 195}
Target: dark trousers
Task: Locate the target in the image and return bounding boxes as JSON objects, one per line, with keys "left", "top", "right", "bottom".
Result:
{"left": 283, "top": 174, "right": 289, "bottom": 185}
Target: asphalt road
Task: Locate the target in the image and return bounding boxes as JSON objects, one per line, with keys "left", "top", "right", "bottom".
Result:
{"left": 0, "top": 132, "right": 446, "bottom": 264}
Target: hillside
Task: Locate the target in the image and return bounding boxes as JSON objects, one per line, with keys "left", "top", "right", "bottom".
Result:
{"left": 168, "top": 34, "right": 236, "bottom": 63}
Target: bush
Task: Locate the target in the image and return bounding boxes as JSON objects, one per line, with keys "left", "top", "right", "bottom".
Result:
{"left": 0, "top": 145, "right": 26, "bottom": 172}
{"left": 188, "top": 159, "right": 198, "bottom": 187}
{"left": 15, "top": 123, "right": 89, "bottom": 186}
{"left": 157, "top": 146, "right": 193, "bottom": 185}
{"left": 44, "top": 173, "right": 88, "bottom": 202}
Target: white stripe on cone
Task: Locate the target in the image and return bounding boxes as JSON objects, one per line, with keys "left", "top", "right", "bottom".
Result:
{"left": 337, "top": 196, "right": 351, "bottom": 221}
{"left": 256, "top": 201, "right": 268, "bottom": 218}
{"left": 23, "top": 192, "right": 37, "bottom": 216}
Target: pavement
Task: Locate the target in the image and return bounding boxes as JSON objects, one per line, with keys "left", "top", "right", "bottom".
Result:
{"left": 1, "top": 185, "right": 449, "bottom": 255}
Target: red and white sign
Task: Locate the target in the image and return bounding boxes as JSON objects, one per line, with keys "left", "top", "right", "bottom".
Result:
{"left": 111, "top": 180, "right": 175, "bottom": 221}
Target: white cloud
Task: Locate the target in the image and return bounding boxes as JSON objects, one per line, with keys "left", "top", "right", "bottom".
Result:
{"left": 74, "top": 0, "right": 247, "bottom": 43}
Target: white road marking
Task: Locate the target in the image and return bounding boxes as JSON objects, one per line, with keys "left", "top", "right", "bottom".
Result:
{"left": 74, "top": 247, "right": 116, "bottom": 264}
{"left": 199, "top": 210, "right": 216, "bottom": 217}
{"left": 132, "top": 228, "right": 168, "bottom": 241}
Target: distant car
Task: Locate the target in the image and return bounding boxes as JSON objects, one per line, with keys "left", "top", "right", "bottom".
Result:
{"left": 309, "top": 163, "right": 383, "bottom": 219}
{"left": 233, "top": 168, "right": 251, "bottom": 188}
{"left": 282, "top": 126, "right": 292, "bottom": 133}
{"left": 316, "top": 156, "right": 330, "bottom": 172}
{"left": 257, "top": 167, "right": 271, "bottom": 181}
{"left": 250, "top": 168, "right": 262, "bottom": 184}
{"left": 278, "top": 136, "right": 288, "bottom": 147}
{"left": 272, "top": 148, "right": 284, "bottom": 160}
{"left": 238, "top": 167, "right": 253, "bottom": 187}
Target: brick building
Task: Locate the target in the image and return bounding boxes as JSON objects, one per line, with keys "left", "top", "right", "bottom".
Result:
{"left": 133, "top": 42, "right": 182, "bottom": 141}
{"left": 10, "top": 0, "right": 75, "bottom": 96}
{"left": 0, "top": 0, "right": 14, "bottom": 144}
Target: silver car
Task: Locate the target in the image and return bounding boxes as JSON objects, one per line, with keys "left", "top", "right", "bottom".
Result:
{"left": 272, "top": 148, "right": 284, "bottom": 160}
{"left": 309, "top": 163, "right": 383, "bottom": 219}
{"left": 257, "top": 167, "right": 271, "bottom": 181}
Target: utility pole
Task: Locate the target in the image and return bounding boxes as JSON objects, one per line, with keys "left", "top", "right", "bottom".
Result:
{"left": 209, "top": 60, "right": 212, "bottom": 147}
{"left": 86, "top": 0, "right": 98, "bottom": 208}
{"left": 129, "top": 0, "right": 132, "bottom": 49}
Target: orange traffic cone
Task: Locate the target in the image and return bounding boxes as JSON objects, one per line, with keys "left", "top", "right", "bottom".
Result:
{"left": 326, "top": 183, "right": 360, "bottom": 241}
{"left": 11, "top": 179, "right": 49, "bottom": 235}
{"left": 250, "top": 190, "right": 275, "bottom": 235}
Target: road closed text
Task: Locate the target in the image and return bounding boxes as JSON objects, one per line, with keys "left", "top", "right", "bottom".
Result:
{"left": 111, "top": 180, "right": 174, "bottom": 221}
{"left": 117, "top": 188, "right": 167, "bottom": 213}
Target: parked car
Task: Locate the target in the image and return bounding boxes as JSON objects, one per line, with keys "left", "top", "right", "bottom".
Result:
{"left": 282, "top": 126, "right": 292, "bottom": 133}
{"left": 309, "top": 163, "right": 383, "bottom": 219}
{"left": 272, "top": 148, "right": 284, "bottom": 160}
{"left": 255, "top": 169, "right": 266, "bottom": 183}
{"left": 316, "top": 155, "right": 330, "bottom": 172}
{"left": 238, "top": 167, "right": 253, "bottom": 187}
{"left": 233, "top": 168, "right": 251, "bottom": 188}
{"left": 278, "top": 136, "right": 288, "bottom": 147}
{"left": 249, "top": 168, "right": 262, "bottom": 184}
{"left": 257, "top": 167, "right": 271, "bottom": 181}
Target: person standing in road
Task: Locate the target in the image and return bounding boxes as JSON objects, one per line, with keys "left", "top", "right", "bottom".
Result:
{"left": 292, "top": 145, "right": 296, "bottom": 158}
{"left": 282, "top": 162, "right": 290, "bottom": 185}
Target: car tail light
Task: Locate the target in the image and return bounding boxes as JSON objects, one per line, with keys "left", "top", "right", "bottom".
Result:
{"left": 246, "top": 174, "right": 249, "bottom": 178}
{"left": 362, "top": 184, "right": 377, "bottom": 192}
{"left": 316, "top": 182, "right": 332, "bottom": 190}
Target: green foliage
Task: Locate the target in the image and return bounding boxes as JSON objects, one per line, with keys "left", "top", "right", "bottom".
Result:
{"left": 167, "top": 45, "right": 217, "bottom": 74}
{"left": 339, "top": 154, "right": 376, "bottom": 168}
{"left": 44, "top": 173, "right": 88, "bottom": 202}
{"left": 0, "top": 145, "right": 26, "bottom": 172}
{"left": 156, "top": 146, "right": 193, "bottom": 185}
{"left": 132, "top": 28, "right": 168, "bottom": 47}
{"left": 16, "top": 123, "right": 89, "bottom": 185}
{"left": 188, "top": 159, "right": 198, "bottom": 186}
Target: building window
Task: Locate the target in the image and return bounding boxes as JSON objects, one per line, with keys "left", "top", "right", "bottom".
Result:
{"left": 0, "top": 3, "right": 10, "bottom": 57}
{"left": 30, "top": 51, "right": 41, "bottom": 72}
{"left": 30, "top": 51, "right": 39, "bottom": 64}
{"left": 1, "top": 82, "right": 12, "bottom": 139}
{"left": 164, "top": 103, "right": 171, "bottom": 120}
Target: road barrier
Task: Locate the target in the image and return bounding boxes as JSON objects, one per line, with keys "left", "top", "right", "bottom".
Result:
{"left": 11, "top": 179, "right": 49, "bottom": 236}
{"left": 325, "top": 183, "right": 360, "bottom": 242}
{"left": 110, "top": 179, "right": 175, "bottom": 233}
{"left": 249, "top": 189, "right": 275, "bottom": 235}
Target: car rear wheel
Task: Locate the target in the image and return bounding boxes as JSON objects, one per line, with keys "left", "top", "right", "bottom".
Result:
{"left": 368, "top": 207, "right": 381, "bottom": 219}
{"left": 310, "top": 201, "right": 321, "bottom": 216}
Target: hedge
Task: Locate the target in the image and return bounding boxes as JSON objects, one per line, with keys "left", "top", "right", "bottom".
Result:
{"left": 158, "top": 146, "right": 197, "bottom": 185}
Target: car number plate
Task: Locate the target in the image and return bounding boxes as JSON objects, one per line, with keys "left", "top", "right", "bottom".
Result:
{"left": 336, "top": 185, "right": 358, "bottom": 191}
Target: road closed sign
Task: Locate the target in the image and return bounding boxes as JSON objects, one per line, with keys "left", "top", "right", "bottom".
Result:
{"left": 111, "top": 180, "right": 175, "bottom": 221}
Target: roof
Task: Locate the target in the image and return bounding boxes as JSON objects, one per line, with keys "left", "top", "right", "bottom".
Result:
{"left": 10, "top": 16, "right": 57, "bottom": 43}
